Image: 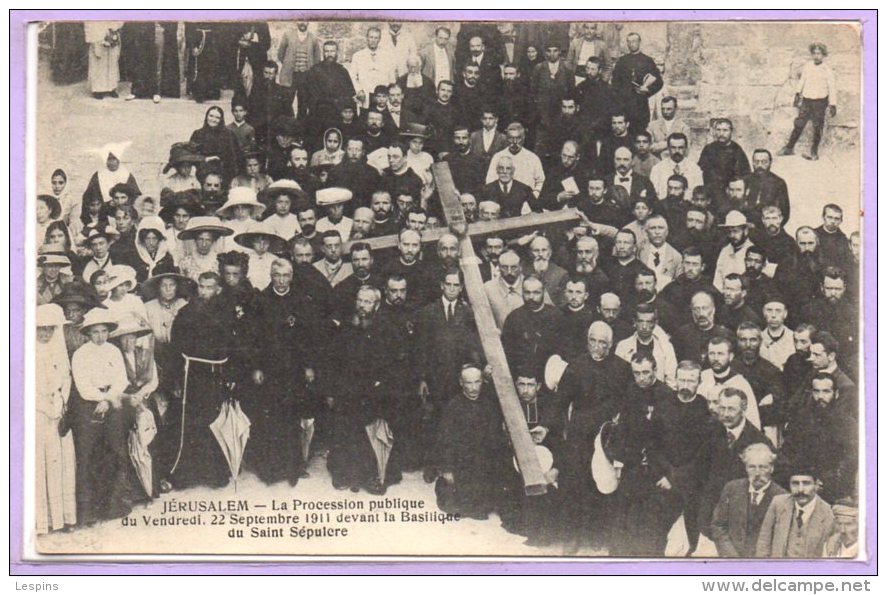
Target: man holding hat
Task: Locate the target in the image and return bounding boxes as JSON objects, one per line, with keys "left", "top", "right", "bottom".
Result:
{"left": 316, "top": 187, "right": 354, "bottom": 241}
{"left": 178, "top": 216, "right": 234, "bottom": 281}
{"left": 756, "top": 464, "right": 836, "bottom": 558}
{"left": 714, "top": 210, "right": 755, "bottom": 292}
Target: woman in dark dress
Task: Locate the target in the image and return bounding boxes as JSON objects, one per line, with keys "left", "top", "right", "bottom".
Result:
{"left": 189, "top": 106, "right": 240, "bottom": 187}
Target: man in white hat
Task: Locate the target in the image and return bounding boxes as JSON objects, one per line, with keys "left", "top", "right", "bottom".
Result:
{"left": 177, "top": 216, "right": 234, "bottom": 281}
{"left": 713, "top": 210, "right": 755, "bottom": 292}
{"left": 315, "top": 187, "right": 354, "bottom": 241}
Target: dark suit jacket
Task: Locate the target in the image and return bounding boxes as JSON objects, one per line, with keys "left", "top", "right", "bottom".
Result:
{"left": 416, "top": 298, "right": 481, "bottom": 400}
{"left": 756, "top": 494, "right": 835, "bottom": 558}
{"left": 481, "top": 179, "right": 537, "bottom": 218}
{"left": 605, "top": 172, "right": 657, "bottom": 212}
{"left": 744, "top": 170, "right": 790, "bottom": 224}
{"left": 698, "top": 421, "right": 773, "bottom": 538}
{"left": 469, "top": 129, "right": 508, "bottom": 159}
{"left": 711, "top": 478, "right": 788, "bottom": 557}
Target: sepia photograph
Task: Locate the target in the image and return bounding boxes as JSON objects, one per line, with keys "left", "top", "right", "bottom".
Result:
{"left": 19, "top": 12, "right": 868, "bottom": 562}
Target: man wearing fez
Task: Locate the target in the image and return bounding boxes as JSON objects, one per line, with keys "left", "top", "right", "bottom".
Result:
{"left": 711, "top": 443, "right": 787, "bottom": 558}
{"left": 433, "top": 363, "right": 508, "bottom": 520}
{"left": 245, "top": 258, "right": 317, "bottom": 486}
{"left": 499, "top": 369, "right": 564, "bottom": 547}
{"left": 756, "top": 465, "right": 836, "bottom": 558}
{"left": 555, "top": 321, "right": 632, "bottom": 552}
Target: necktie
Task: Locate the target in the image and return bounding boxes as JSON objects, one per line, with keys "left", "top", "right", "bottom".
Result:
{"left": 620, "top": 177, "right": 630, "bottom": 183}
{"left": 654, "top": 251, "right": 661, "bottom": 267}
{"left": 673, "top": 164, "right": 682, "bottom": 176}
{"left": 726, "top": 432, "right": 736, "bottom": 448}
{"left": 796, "top": 509, "right": 805, "bottom": 529}
{"left": 392, "top": 35, "right": 398, "bottom": 47}
{"left": 447, "top": 301, "right": 454, "bottom": 323}
{"left": 750, "top": 491, "right": 759, "bottom": 507}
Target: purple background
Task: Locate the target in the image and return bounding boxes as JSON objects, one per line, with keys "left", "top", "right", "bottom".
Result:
{"left": 9, "top": 9, "right": 877, "bottom": 575}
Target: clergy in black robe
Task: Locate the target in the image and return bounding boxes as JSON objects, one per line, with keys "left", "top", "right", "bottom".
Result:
{"left": 248, "top": 61, "right": 296, "bottom": 151}
{"left": 554, "top": 320, "right": 632, "bottom": 549}
{"left": 556, "top": 278, "right": 599, "bottom": 363}
{"left": 186, "top": 22, "right": 224, "bottom": 102}
{"left": 123, "top": 22, "right": 181, "bottom": 99}
{"left": 501, "top": 276, "right": 564, "bottom": 375}
{"left": 433, "top": 365, "right": 509, "bottom": 520}
{"left": 304, "top": 42, "right": 357, "bottom": 130}
{"left": 50, "top": 22, "right": 88, "bottom": 84}
{"left": 697, "top": 120, "right": 751, "bottom": 194}
{"left": 229, "top": 22, "right": 271, "bottom": 93}
{"left": 749, "top": 213, "right": 796, "bottom": 268}
{"left": 244, "top": 259, "right": 316, "bottom": 486}
{"left": 744, "top": 149, "right": 791, "bottom": 224}
{"left": 444, "top": 126, "right": 487, "bottom": 195}
{"left": 575, "top": 62, "right": 616, "bottom": 139}
{"left": 326, "top": 286, "right": 397, "bottom": 493}
{"left": 165, "top": 272, "right": 235, "bottom": 489}
{"left": 610, "top": 35, "right": 662, "bottom": 133}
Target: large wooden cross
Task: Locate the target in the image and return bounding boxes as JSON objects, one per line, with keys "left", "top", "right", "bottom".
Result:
{"left": 353, "top": 163, "right": 581, "bottom": 495}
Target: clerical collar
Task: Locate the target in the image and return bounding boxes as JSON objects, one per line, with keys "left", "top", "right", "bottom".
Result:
{"left": 567, "top": 304, "right": 586, "bottom": 313}
{"left": 766, "top": 327, "right": 787, "bottom": 341}
{"left": 272, "top": 286, "right": 290, "bottom": 296}
{"left": 713, "top": 366, "right": 734, "bottom": 382}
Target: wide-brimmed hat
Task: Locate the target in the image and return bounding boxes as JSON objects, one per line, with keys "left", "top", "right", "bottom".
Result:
{"left": 216, "top": 187, "right": 265, "bottom": 219}
{"left": 544, "top": 354, "right": 569, "bottom": 392}
{"left": 36, "top": 303, "right": 67, "bottom": 327}
{"left": 85, "top": 226, "right": 120, "bottom": 244}
{"left": 140, "top": 262, "right": 196, "bottom": 300}
{"left": 158, "top": 190, "right": 205, "bottom": 224}
{"left": 234, "top": 220, "right": 289, "bottom": 254}
{"left": 110, "top": 313, "right": 153, "bottom": 339}
{"left": 162, "top": 142, "right": 205, "bottom": 174}
{"left": 399, "top": 123, "right": 430, "bottom": 140}
{"left": 37, "top": 243, "right": 71, "bottom": 267}
{"left": 316, "top": 187, "right": 353, "bottom": 207}
{"left": 105, "top": 264, "right": 138, "bottom": 292}
{"left": 264, "top": 179, "right": 308, "bottom": 202}
{"left": 53, "top": 284, "right": 103, "bottom": 310}
{"left": 80, "top": 307, "right": 119, "bottom": 335}
{"left": 177, "top": 216, "right": 234, "bottom": 241}
{"left": 37, "top": 194, "right": 62, "bottom": 220}
{"left": 512, "top": 445, "right": 554, "bottom": 475}
{"left": 718, "top": 210, "right": 748, "bottom": 228}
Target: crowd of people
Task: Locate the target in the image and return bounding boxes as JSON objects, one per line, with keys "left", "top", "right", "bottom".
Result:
{"left": 35, "top": 20, "right": 859, "bottom": 558}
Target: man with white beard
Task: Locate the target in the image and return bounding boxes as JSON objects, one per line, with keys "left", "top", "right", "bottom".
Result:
{"left": 523, "top": 235, "right": 568, "bottom": 307}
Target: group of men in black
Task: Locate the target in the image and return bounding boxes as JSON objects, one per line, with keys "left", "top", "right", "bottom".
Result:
{"left": 41, "top": 21, "right": 860, "bottom": 557}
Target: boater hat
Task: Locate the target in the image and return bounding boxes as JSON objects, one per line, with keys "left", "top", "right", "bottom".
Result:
{"left": 316, "top": 187, "right": 353, "bottom": 207}
{"left": 85, "top": 226, "right": 121, "bottom": 244}
{"left": 79, "top": 307, "right": 119, "bottom": 335}
{"left": 216, "top": 187, "right": 265, "bottom": 219}
{"left": 37, "top": 243, "right": 71, "bottom": 267}
{"left": 264, "top": 179, "right": 308, "bottom": 202}
{"left": 718, "top": 210, "right": 748, "bottom": 228}
{"left": 177, "top": 216, "right": 234, "bottom": 241}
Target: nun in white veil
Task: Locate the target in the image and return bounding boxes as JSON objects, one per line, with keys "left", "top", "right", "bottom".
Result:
{"left": 35, "top": 304, "right": 77, "bottom": 534}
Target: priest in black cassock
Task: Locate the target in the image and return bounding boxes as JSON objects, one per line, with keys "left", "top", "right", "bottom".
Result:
{"left": 698, "top": 119, "right": 751, "bottom": 197}
{"left": 501, "top": 275, "right": 564, "bottom": 375}
{"left": 610, "top": 33, "right": 662, "bottom": 134}
{"left": 304, "top": 41, "right": 357, "bottom": 132}
{"left": 244, "top": 258, "right": 316, "bottom": 486}
{"left": 433, "top": 364, "right": 509, "bottom": 520}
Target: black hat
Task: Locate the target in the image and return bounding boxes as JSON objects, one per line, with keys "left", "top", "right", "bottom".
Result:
{"left": 162, "top": 142, "right": 205, "bottom": 174}
{"left": 159, "top": 190, "right": 205, "bottom": 224}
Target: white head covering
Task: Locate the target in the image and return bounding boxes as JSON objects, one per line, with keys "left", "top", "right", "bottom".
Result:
{"left": 86, "top": 141, "right": 134, "bottom": 202}
{"left": 35, "top": 304, "right": 71, "bottom": 415}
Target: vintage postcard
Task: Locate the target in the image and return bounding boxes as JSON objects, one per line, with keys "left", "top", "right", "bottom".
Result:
{"left": 19, "top": 13, "right": 868, "bottom": 564}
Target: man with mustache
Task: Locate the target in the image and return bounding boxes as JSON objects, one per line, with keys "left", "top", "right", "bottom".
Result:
{"left": 331, "top": 242, "right": 382, "bottom": 322}
{"left": 740, "top": 246, "right": 781, "bottom": 315}
{"left": 485, "top": 122, "right": 546, "bottom": 199}
{"left": 650, "top": 133, "right": 704, "bottom": 201}
{"left": 713, "top": 210, "right": 756, "bottom": 293}
{"left": 484, "top": 250, "right": 526, "bottom": 329}
{"left": 501, "top": 274, "right": 563, "bottom": 376}
{"left": 277, "top": 22, "right": 322, "bottom": 116}
{"left": 481, "top": 156, "right": 537, "bottom": 218}
{"left": 614, "top": 302, "right": 678, "bottom": 388}
{"left": 570, "top": 235, "right": 610, "bottom": 309}
{"left": 743, "top": 148, "right": 790, "bottom": 226}
{"left": 498, "top": 64, "right": 533, "bottom": 134}
{"left": 749, "top": 206, "right": 795, "bottom": 270}
{"left": 304, "top": 40, "right": 356, "bottom": 130}
{"left": 717, "top": 273, "right": 765, "bottom": 331}
{"left": 350, "top": 27, "right": 395, "bottom": 110}
{"left": 540, "top": 140, "right": 590, "bottom": 211}
{"left": 329, "top": 138, "right": 382, "bottom": 209}
{"left": 671, "top": 290, "right": 734, "bottom": 364}
{"left": 424, "top": 80, "right": 458, "bottom": 157}
{"left": 444, "top": 125, "right": 486, "bottom": 196}
{"left": 814, "top": 204, "right": 854, "bottom": 271}
{"left": 659, "top": 247, "right": 720, "bottom": 327}
{"left": 522, "top": 235, "right": 568, "bottom": 307}
{"left": 800, "top": 267, "right": 858, "bottom": 380}
{"left": 774, "top": 227, "right": 825, "bottom": 323}
{"left": 698, "top": 118, "right": 751, "bottom": 197}
{"left": 711, "top": 443, "right": 787, "bottom": 557}
{"left": 379, "top": 228, "right": 436, "bottom": 306}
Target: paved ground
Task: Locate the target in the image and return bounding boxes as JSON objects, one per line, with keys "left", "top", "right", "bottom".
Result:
{"left": 32, "top": 55, "right": 862, "bottom": 558}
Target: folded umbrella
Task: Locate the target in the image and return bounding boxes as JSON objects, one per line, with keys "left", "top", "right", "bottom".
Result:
{"left": 128, "top": 403, "right": 158, "bottom": 498}
{"left": 364, "top": 418, "right": 394, "bottom": 485}
{"left": 209, "top": 398, "right": 251, "bottom": 491}
{"left": 300, "top": 417, "right": 315, "bottom": 465}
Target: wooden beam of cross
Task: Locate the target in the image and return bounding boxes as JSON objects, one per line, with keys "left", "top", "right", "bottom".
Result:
{"left": 430, "top": 162, "right": 580, "bottom": 496}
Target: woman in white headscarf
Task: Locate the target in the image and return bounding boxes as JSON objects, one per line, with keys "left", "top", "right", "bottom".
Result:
{"left": 81, "top": 143, "right": 141, "bottom": 206}
{"left": 35, "top": 304, "right": 77, "bottom": 534}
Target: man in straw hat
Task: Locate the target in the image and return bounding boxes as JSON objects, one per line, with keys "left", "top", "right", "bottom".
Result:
{"left": 177, "top": 216, "right": 233, "bottom": 281}
{"left": 70, "top": 307, "right": 133, "bottom": 523}
{"left": 37, "top": 246, "right": 73, "bottom": 305}
{"left": 714, "top": 210, "right": 755, "bottom": 292}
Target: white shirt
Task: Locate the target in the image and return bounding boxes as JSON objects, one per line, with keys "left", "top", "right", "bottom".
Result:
{"left": 749, "top": 481, "right": 771, "bottom": 506}
{"left": 223, "top": 217, "right": 258, "bottom": 253}
{"left": 316, "top": 216, "right": 354, "bottom": 242}
{"left": 350, "top": 47, "right": 395, "bottom": 108}
{"left": 614, "top": 171, "right": 633, "bottom": 195}
{"left": 432, "top": 44, "right": 451, "bottom": 87}
{"left": 482, "top": 128, "right": 497, "bottom": 153}
{"left": 102, "top": 293, "right": 149, "bottom": 323}
{"left": 760, "top": 326, "right": 795, "bottom": 371}
{"left": 714, "top": 238, "right": 754, "bottom": 292}
{"left": 72, "top": 341, "right": 129, "bottom": 402}
{"left": 650, "top": 157, "right": 704, "bottom": 201}
{"left": 144, "top": 298, "right": 187, "bottom": 344}
{"left": 615, "top": 330, "right": 678, "bottom": 389}
{"left": 486, "top": 148, "right": 546, "bottom": 198}
{"left": 698, "top": 368, "right": 761, "bottom": 430}
{"left": 264, "top": 213, "right": 301, "bottom": 241}
{"left": 378, "top": 30, "right": 417, "bottom": 79}
{"left": 797, "top": 61, "right": 837, "bottom": 105}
